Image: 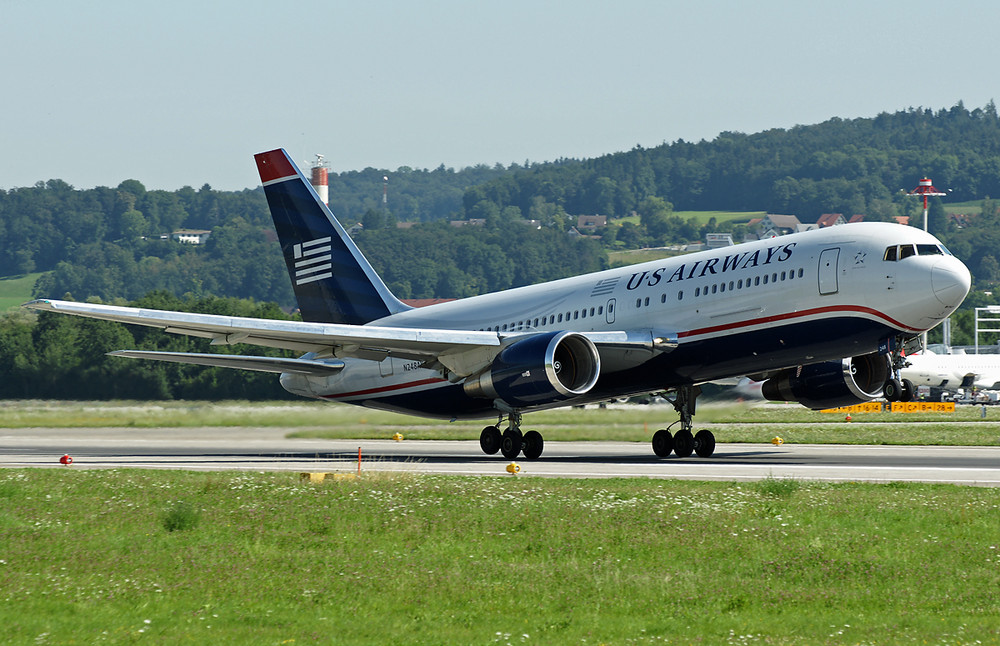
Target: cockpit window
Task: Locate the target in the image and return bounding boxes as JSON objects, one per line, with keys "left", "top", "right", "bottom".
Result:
{"left": 917, "top": 244, "right": 943, "bottom": 256}
{"left": 883, "top": 246, "right": 897, "bottom": 261}
{"left": 898, "top": 244, "right": 916, "bottom": 259}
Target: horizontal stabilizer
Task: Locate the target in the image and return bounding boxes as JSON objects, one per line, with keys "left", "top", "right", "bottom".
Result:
{"left": 109, "top": 350, "right": 346, "bottom": 376}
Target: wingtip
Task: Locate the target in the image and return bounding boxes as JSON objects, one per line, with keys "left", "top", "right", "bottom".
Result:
{"left": 22, "top": 299, "right": 53, "bottom": 310}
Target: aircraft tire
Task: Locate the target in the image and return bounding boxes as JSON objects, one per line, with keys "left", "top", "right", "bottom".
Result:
{"left": 900, "top": 379, "right": 915, "bottom": 402}
{"left": 673, "top": 429, "right": 694, "bottom": 458}
{"left": 521, "top": 430, "right": 544, "bottom": 459}
{"left": 883, "top": 378, "right": 902, "bottom": 402}
{"left": 694, "top": 429, "right": 716, "bottom": 458}
{"left": 480, "top": 426, "right": 502, "bottom": 455}
{"left": 501, "top": 429, "right": 523, "bottom": 460}
{"left": 652, "top": 429, "right": 673, "bottom": 457}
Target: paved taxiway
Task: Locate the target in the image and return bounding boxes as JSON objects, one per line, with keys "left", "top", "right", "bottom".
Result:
{"left": 2, "top": 427, "right": 999, "bottom": 485}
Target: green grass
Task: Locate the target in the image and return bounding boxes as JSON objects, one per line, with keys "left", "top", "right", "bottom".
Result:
{"left": 0, "top": 273, "right": 42, "bottom": 312}
{"left": 1, "top": 469, "right": 997, "bottom": 644}
{"left": 3, "top": 400, "right": 1000, "bottom": 446}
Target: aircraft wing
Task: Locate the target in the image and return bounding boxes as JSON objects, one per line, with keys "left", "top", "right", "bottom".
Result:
{"left": 24, "top": 299, "right": 657, "bottom": 377}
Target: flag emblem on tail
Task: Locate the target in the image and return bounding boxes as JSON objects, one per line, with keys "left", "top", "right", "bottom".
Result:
{"left": 293, "top": 237, "right": 333, "bottom": 285}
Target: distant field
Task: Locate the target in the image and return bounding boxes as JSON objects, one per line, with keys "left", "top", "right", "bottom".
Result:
{"left": 944, "top": 200, "right": 983, "bottom": 216}
{"left": 615, "top": 210, "right": 764, "bottom": 227}
{"left": 607, "top": 247, "right": 682, "bottom": 267}
{"left": 0, "top": 273, "right": 42, "bottom": 311}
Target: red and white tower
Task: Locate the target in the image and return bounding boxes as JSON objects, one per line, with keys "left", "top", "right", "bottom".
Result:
{"left": 907, "top": 177, "right": 946, "bottom": 232}
{"left": 310, "top": 154, "right": 329, "bottom": 205}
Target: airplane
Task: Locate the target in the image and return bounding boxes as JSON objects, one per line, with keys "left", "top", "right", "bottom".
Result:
{"left": 900, "top": 350, "right": 1000, "bottom": 393}
{"left": 24, "top": 148, "right": 972, "bottom": 460}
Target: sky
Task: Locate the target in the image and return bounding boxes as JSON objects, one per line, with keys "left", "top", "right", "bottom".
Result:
{"left": 2, "top": 0, "right": 999, "bottom": 192}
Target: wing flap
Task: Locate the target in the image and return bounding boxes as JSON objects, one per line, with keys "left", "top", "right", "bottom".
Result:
{"left": 110, "top": 351, "right": 346, "bottom": 375}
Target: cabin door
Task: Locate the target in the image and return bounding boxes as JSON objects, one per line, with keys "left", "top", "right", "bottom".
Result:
{"left": 818, "top": 248, "right": 840, "bottom": 295}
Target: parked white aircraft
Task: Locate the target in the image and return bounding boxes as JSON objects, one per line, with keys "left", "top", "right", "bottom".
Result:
{"left": 901, "top": 351, "right": 1000, "bottom": 392}
{"left": 24, "top": 149, "right": 972, "bottom": 460}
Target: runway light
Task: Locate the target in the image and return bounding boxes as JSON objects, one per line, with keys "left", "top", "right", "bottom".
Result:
{"left": 846, "top": 414, "right": 852, "bottom": 422}
{"left": 392, "top": 432, "right": 404, "bottom": 441}
{"left": 59, "top": 454, "right": 73, "bottom": 466}
{"left": 506, "top": 462, "right": 521, "bottom": 475}
{"left": 771, "top": 437, "right": 784, "bottom": 446}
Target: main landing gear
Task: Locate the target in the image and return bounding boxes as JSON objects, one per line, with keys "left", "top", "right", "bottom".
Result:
{"left": 651, "top": 385, "right": 716, "bottom": 459}
{"left": 480, "top": 412, "right": 544, "bottom": 460}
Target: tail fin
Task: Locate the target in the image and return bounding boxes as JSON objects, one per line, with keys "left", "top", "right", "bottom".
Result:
{"left": 254, "top": 148, "right": 410, "bottom": 324}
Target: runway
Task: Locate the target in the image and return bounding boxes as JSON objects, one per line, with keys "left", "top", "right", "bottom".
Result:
{"left": 2, "top": 427, "right": 999, "bottom": 486}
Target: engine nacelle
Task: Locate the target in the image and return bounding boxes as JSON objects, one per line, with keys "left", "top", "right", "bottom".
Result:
{"left": 760, "top": 352, "right": 891, "bottom": 410}
{"left": 464, "top": 331, "right": 601, "bottom": 408}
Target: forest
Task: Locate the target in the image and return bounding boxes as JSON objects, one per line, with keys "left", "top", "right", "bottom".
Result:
{"left": 4, "top": 102, "right": 1000, "bottom": 398}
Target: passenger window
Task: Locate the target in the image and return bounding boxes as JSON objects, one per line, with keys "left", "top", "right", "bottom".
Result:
{"left": 502, "top": 324, "right": 508, "bottom": 331}
{"left": 729, "top": 281, "right": 734, "bottom": 290}
{"left": 884, "top": 246, "right": 898, "bottom": 261}
{"left": 533, "top": 318, "right": 539, "bottom": 327}
{"left": 581, "top": 309, "right": 586, "bottom": 319}
{"left": 660, "top": 294, "right": 666, "bottom": 303}
{"left": 636, "top": 298, "right": 642, "bottom": 308}
{"left": 755, "top": 276, "right": 761, "bottom": 286}
{"left": 763, "top": 275, "right": 768, "bottom": 285}
{"left": 780, "top": 272, "right": 786, "bottom": 281}
{"left": 695, "top": 287, "right": 701, "bottom": 297}
{"left": 798, "top": 268, "right": 804, "bottom": 278}
{"left": 711, "top": 284, "right": 717, "bottom": 294}
{"left": 899, "top": 244, "right": 915, "bottom": 259}
{"left": 589, "top": 307, "right": 595, "bottom": 316}
{"left": 644, "top": 297, "right": 649, "bottom": 306}
{"left": 558, "top": 313, "right": 563, "bottom": 323}
{"left": 598, "top": 306, "right": 603, "bottom": 315}
{"left": 574, "top": 311, "right": 579, "bottom": 320}
{"left": 677, "top": 290, "right": 683, "bottom": 300}
{"left": 720, "top": 282, "right": 726, "bottom": 293}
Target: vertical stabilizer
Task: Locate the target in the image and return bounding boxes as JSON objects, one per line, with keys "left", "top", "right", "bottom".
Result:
{"left": 254, "top": 148, "right": 410, "bottom": 324}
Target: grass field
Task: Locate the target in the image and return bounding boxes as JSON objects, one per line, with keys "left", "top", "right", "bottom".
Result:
{"left": 0, "top": 273, "right": 42, "bottom": 312}
{"left": 1, "top": 469, "right": 998, "bottom": 644}
{"left": 3, "top": 399, "right": 1000, "bottom": 447}
{"left": 615, "top": 211, "right": 764, "bottom": 227}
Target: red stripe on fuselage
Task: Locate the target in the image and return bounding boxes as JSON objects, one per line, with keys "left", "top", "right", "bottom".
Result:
{"left": 321, "top": 377, "right": 447, "bottom": 400}
{"left": 254, "top": 149, "right": 298, "bottom": 184}
{"left": 678, "top": 304, "right": 920, "bottom": 339}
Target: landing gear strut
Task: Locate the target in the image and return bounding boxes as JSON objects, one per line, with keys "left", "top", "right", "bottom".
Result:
{"left": 883, "top": 336, "right": 915, "bottom": 403}
{"left": 651, "top": 385, "right": 716, "bottom": 458}
{"left": 480, "top": 412, "right": 544, "bottom": 460}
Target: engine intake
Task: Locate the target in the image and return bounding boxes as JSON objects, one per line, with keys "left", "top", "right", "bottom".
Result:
{"left": 761, "top": 352, "right": 890, "bottom": 410}
{"left": 464, "top": 331, "right": 601, "bottom": 408}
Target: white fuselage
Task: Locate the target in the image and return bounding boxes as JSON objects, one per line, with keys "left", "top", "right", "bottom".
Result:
{"left": 280, "top": 222, "right": 969, "bottom": 418}
{"left": 902, "top": 352, "right": 1000, "bottom": 391}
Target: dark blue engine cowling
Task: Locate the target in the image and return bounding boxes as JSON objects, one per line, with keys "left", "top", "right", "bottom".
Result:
{"left": 760, "top": 352, "right": 890, "bottom": 410}
{"left": 463, "top": 331, "right": 601, "bottom": 408}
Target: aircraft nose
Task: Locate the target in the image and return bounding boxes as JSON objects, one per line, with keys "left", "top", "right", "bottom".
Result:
{"left": 932, "top": 258, "right": 972, "bottom": 309}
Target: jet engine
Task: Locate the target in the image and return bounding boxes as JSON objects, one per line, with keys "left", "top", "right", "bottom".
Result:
{"left": 760, "top": 352, "right": 890, "bottom": 410}
{"left": 464, "top": 331, "right": 601, "bottom": 408}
